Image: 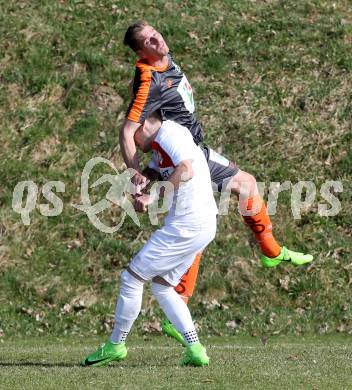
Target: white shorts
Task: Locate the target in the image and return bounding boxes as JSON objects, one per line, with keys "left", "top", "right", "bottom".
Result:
{"left": 129, "top": 223, "right": 216, "bottom": 286}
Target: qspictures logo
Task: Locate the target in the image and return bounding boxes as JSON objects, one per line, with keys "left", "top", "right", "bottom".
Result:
{"left": 12, "top": 157, "right": 344, "bottom": 233}
{"left": 72, "top": 157, "right": 141, "bottom": 233}
{"left": 12, "top": 157, "right": 141, "bottom": 233}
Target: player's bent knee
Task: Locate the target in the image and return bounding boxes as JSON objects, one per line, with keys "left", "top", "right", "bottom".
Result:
{"left": 245, "top": 172, "right": 257, "bottom": 185}
{"left": 229, "top": 170, "right": 258, "bottom": 195}
{"left": 234, "top": 170, "right": 257, "bottom": 184}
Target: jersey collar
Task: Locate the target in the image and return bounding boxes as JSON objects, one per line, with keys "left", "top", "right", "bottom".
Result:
{"left": 136, "top": 55, "right": 170, "bottom": 72}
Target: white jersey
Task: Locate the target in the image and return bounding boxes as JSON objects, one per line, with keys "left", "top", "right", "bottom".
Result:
{"left": 148, "top": 120, "right": 218, "bottom": 228}
{"left": 129, "top": 120, "right": 217, "bottom": 285}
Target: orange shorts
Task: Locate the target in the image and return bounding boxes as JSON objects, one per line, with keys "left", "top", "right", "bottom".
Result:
{"left": 174, "top": 252, "right": 202, "bottom": 303}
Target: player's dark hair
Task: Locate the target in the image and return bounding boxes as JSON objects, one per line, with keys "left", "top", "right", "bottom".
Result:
{"left": 123, "top": 20, "right": 149, "bottom": 52}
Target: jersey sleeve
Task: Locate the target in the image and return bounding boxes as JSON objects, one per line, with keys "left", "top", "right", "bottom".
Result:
{"left": 127, "top": 69, "right": 162, "bottom": 124}
{"left": 159, "top": 123, "right": 195, "bottom": 167}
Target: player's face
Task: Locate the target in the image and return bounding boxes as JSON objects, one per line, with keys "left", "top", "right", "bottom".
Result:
{"left": 136, "top": 25, "right": 169, "bottom": 60}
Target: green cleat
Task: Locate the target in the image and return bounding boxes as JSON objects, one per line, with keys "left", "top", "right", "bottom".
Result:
{"left": 180, "top": 342, "right": 209, "bottom": 367}
{"left": 261, "top": 246, "right": 313, "bottom": 268}
{"left": 161, "top": 319, "right": 187, "bottom": 347}
{"left": 81, "top": 340, "right": 127, "bottom": 367}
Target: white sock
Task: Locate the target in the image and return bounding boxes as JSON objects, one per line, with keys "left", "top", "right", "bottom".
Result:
{"left": 110, "top": 270, "right": 144, "bottom": 344}
{"left": 151, "top": 282, "right": 199, "bottom": 345}
{"left": 182, "top": 329, "right": 199, "bottom": 345}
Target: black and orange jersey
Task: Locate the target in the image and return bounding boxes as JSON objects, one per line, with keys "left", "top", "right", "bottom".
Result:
{"left": 127, "top": 54, "right": 203, "bottom": 145}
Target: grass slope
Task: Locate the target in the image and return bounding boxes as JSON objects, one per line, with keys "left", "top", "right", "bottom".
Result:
{"left": 0, "top": 0, "right": 351, "bottom": 338}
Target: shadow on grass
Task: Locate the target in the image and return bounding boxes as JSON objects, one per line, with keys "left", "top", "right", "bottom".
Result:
{"left": 0, "top": 361, "right": 174, "bottom": 368}
{"left": 0, "top": 361, "right": 80, "bottom": 368}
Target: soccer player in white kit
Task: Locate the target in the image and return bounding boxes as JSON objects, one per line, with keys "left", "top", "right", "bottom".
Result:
{"left": 81, "top": 115, "right": 217, "bottom": 367}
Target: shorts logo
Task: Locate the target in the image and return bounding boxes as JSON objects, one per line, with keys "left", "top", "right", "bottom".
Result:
{"left": 161, "top": 169, "right": 171, "bottom": 179}
{"left": 166, "top": 78, "right": 173, "bottom": 88}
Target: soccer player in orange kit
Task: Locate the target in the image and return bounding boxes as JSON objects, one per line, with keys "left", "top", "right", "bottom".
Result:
{"left": 119, "top": 21, "right": 313, "bottom": 344}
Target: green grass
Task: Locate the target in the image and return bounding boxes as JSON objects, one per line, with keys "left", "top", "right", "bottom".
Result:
{"left": 1, "top": 335, "right": 351, "bottom": 389}
{"left": 0, "top": 0, "right": 351, "bottom": 339}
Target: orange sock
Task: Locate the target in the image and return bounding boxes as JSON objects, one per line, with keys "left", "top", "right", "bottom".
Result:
{"left": 240, "top": 195, "right": 281, "bottom": 258}
{"left": 174, "top": 253, "right": 202, "bottom": 304}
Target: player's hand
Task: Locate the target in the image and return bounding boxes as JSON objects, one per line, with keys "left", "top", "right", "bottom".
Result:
{"left": 132, "top": 172, "right": 149, "bottom": 195}
{"left": 133, "top": 194, "right": 152, "bottom": 213}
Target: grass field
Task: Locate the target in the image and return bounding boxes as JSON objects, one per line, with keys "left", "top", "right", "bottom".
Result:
{"left": 1, "top": 335, "right": 352, "bottom": 389}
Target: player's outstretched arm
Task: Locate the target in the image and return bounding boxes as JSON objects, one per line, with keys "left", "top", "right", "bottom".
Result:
{"left": 119, "top": 118, "right": 148, "bottom": 188}
{"left": 119, "top": 119, "right": 141, "bottom": 170}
